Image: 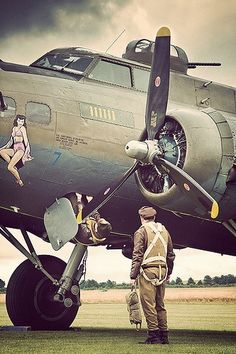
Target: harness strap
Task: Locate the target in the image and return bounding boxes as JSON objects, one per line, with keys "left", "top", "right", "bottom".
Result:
{"left": 142, "top": 223, "right": 161, "bottom": 260}
{"left": 147, "top": 222, "right": 167, "bottom": 254}
{"left": 142, "top": 270, "right": 165, "bottom": 286}
{"left": 140, "top": 222, "right": 168, "bottom": 286}
{"left": 142, "top": 255, "right": 166, "bottom": 265}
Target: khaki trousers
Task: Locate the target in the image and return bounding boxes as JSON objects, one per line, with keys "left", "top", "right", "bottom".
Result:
{"left": 139, "top": 269, "right": 168, "bottom": 331}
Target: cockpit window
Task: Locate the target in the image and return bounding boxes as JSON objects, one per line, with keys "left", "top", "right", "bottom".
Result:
{"left": 89, "top": 60, "right": 132, "bottom": 87}
{"left": 134, "top": 39, "right": 154, "bottom": 53}
{"left": 32, "top": 54, "right": 94, "bottom": 74}
{"left": 0, "top": 96, "right": 16, "bottom": 118}
{"left": 65, "top": 56, "right": 94, "bottom": 72}
{"left": 133, "top": 68, "right": 149, "bottom": 91}
{"left": 170, "top": 46, "right": 178, "bottom": 57}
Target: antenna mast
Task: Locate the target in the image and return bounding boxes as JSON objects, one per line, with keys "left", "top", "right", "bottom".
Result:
{"left": 105, "top": 29, "right": 126, "bottom": 53}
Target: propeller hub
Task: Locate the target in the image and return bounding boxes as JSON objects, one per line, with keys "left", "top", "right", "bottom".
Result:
{"left": 125, "top": 140, "right": 162, "bottom": 163}
{"left": 125, "top": 141, "right": 148, "bottom": 160}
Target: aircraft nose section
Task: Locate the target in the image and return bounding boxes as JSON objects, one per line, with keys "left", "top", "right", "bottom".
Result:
{"left": 125, "top": 140, "right": 148, "bottom": 160}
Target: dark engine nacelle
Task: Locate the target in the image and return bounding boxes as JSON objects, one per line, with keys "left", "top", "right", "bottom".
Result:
{"left": 136, "top": 108, "right": 234, "bottom": 219}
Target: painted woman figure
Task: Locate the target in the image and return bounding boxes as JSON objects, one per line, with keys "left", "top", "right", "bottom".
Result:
{"left": 0, "top": 114, "right": 33, "bottom": 186}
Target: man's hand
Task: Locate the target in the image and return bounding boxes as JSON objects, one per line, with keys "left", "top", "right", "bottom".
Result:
{"left": 165, "top": 275, "right": 170, "bottom": 283}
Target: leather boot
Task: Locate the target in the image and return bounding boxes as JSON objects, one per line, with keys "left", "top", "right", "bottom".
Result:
{"left": 144, "top": 330, "right": 162, "bottom": 344}
{"left": 159, "top": 330, "right": 169, "bottom": 344}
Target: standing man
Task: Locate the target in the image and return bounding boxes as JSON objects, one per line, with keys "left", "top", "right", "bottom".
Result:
{"left": 130, "top": 206, "right": 175, "bottom": 344}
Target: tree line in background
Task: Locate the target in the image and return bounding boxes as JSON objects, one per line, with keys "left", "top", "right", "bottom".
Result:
{"left": 168, "top": 274, "right": 236, "bottom": 287}
{"left": 0, "top": 274, "right": 235, "bottom": 292}
{"left": 0, "top": 279, "right": 5, "bottom": 293}
{"left": 79, "top": 274, "right": 236, "bottom": 290}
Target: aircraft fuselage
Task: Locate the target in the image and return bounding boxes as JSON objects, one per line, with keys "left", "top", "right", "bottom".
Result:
{"left": 0, "top": 47, "right": 236, "bottom": 255}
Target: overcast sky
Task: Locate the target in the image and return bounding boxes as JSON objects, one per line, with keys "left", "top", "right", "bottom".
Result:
{"left": 0, "top": 0, "right": 236, "bottom": 284}
{"left": 1, "top": 0, "right": 236, "bottom": 86}
{"left": 1, "top": 230, "right": 236, "bottom": 284}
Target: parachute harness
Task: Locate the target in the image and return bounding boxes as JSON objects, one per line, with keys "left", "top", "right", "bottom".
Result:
{"left": 140, "top": 222, "right": 168, "bottom": 286}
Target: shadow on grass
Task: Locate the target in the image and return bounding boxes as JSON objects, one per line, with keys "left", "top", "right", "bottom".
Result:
{"left": 70, "top": 327, "right": 236, "bottom": 345}
{"left": 1, "top": 327, "right": 235, "bottom": 340}
{"left": 1, "top": 327, "right": 236, "bottom": 354}
{"left": 68, "top": 327, "right": 236, "bottom": 346}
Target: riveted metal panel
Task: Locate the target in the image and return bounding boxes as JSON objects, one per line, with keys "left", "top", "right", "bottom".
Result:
{"left": 220, "top": 155, "right": 235, "bottom": 174}
{"left": 221, "top": 138, "right": 234, "bottom": 156}
{"left": 79, "top": 102, "right": 134, "bottom": 128}
{"left": 213, "top": 174, "right": 228, "bottom": 194}
{"left": 217, "top": 122, "right": 233, "bottom": 138}
{"left": 225, "top": 115, "right": 236, "bottom": 156}
{"left": 207, "top": 110, "right": 227, "bottom": 123}
{"left": 201, "top": 109, "right": 234, "bottom": 199}
{"left": 169, "top": 73, "right": 196, "bottom": 105}
{"left": 210, "top": 85, "right": 235, "bottom": 113}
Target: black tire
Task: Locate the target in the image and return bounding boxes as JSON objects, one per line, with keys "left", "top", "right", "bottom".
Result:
{"left": 6, "top": 255, "right": 79, "bottom": 330}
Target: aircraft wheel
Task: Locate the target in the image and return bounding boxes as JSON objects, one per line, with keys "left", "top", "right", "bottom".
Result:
{"left": 6, "top": 255, "right": 79, "bottom": 330}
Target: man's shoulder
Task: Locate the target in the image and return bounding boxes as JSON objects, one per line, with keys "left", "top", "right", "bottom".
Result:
{"left": 142, "top": 221, "right": 163, "bottom": 231}
{"left": 135, "top": 225, "right": 145, "bottom": 233}
{"left": 134, "top": 225, "right": 146, "bottom": 236}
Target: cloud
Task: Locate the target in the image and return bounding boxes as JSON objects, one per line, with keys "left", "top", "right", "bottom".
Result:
{"left": 0, "top": 0, "right": 129, "bottom": 40}
{"left": 2, "top": 0, "right": 236, "bottom": 88}
{"left": 172, "top": 248, "right": 236, "bottom": 281}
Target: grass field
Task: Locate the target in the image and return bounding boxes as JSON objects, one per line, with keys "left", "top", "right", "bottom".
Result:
{"left": 0, "top": 298, "right": 236, "bottom": 354}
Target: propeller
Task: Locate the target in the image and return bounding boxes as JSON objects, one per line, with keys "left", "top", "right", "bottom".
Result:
{"left": 79, "top": 26, "right": 219, "bottom": 223}
{"left": 77, "top": 161, "right": 140, "bottom": 222}
{"left": 125, "top": 27, "right": 219, "bottom": 219}
{"left": 153, "top": 157, "right": 219, "bottom": 219}
{"left": 145, "top": 27, "right": 170, "bottom": 140}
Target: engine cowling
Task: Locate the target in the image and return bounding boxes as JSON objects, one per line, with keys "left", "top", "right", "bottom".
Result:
{"left": 135, "top": 108, "right": 234, "bottom": 219}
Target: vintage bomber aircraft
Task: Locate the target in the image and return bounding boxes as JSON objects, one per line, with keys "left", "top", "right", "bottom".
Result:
{"left": 0, "top": 27, "right": 236, "bottom": 330}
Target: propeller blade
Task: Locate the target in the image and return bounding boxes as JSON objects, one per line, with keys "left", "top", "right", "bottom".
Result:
{"left": 146, "top": 27, "right": 170, "bottom": 140}
{"left": 153, "top": 156, "right": 219, "bottom": 219}
{"left": 77, "top": 161, "right": 140, "bottom": 223}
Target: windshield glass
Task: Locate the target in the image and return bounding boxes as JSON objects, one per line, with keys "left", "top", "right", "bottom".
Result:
{"left": 32, "top": 54, "right": 94, "bottom": 73}
{"left": 89, "top": 60, "right": 132, "bottom": 87}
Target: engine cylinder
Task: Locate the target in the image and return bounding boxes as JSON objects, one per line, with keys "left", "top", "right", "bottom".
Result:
{"left": 135, "top": 108, "right": 232, "bottom": 218}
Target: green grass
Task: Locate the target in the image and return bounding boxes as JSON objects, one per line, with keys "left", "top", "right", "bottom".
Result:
{"left": 0, "top": 303, "right": 236, "bottom": 353}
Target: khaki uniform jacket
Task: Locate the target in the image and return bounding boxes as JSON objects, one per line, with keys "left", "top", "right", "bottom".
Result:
{"left": 130, "top": 222, "right": 175, "bottom": 279}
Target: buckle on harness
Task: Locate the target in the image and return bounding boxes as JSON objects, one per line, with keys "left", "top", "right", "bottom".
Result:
{"left": 152, "top": 278, "right": 162, "bottom": 286}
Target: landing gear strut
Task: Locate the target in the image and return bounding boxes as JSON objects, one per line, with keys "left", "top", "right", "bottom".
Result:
{"left": 0, "top": 226, "right": 87, "bottom": 330}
